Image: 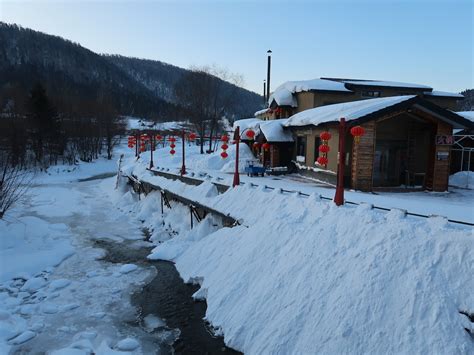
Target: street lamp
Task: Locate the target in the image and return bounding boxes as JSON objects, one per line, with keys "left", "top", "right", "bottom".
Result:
{"left": 232, "top": 126, "right": 256, "bottom": 187}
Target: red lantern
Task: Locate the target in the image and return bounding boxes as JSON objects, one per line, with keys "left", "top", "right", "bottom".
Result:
{"left": 350, "top": 125, "right": 365, "bottom": 144}
{"left": 253, "top": 142, "right": 261, "bottom": 149}
{"left": 188, "top": 133, "right": 197, "bottom": 140}
{"left": 169, "top": 137, "right": 176, "bottom": 143}
{"left": 317, "top": 156, "right": 328, "bottom": 166}
{"left": 318, "top": 144, "right": 330, "bottom": 153}
{"left": 221, "top": 151, "right": 228, "bottom": 159}
{"left": 221, "top": 135, "right": 229, "bottom": 142}
{"left": 170, "top": 149, "right": 176, "bottom": 155}
{"left": 245, "top": 129, "right": 255, "bottom": 139}
{"left": 156, "top": 134, "right": 162, "bottom": 141}
{"left": 221, "top": 143, "right": 229, "bottom": 150}
{"left": 262, "top": 142, "right": 271, "bottom": 151}
{"left": 320, "top": 131, "right": 332, "bottom": 141}
{"left": 170, "top": 143, "right": 176, "bottom": 149}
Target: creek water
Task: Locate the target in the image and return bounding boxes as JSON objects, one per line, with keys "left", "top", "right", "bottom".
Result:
{"left": 95, "top": 238, "right": 241, "bottom": 355}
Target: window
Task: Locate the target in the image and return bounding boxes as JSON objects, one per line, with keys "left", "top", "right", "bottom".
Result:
{"left": 296, "top": 136, "right": 306, "bottom": 163}
{"left": 314, "top": 137, "right": 321, "bottom": 161}
{"left": 361, "top": 90, "right": 381, "bottom": 98}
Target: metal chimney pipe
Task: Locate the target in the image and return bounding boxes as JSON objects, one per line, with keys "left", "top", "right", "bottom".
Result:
{"left": 266, "top": 49, "right": 272, "bottom": 105}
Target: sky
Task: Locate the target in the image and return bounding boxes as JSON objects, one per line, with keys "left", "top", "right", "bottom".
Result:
{"left": 0, "top": 0, "right": 472, "bottom": 94}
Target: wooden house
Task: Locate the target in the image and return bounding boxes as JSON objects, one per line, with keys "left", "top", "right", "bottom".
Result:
{"left": 284, "top": 96, "right": 473, "bottom": 192}
{"left": 255, "top": 78, "right": 464, "bottom": 120}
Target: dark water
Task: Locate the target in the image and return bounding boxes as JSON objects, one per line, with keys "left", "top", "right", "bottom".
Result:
{"left": 95, "top": 239, "right": 241, "bottom": 355}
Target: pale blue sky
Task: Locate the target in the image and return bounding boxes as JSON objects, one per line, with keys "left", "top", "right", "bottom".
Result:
{"left": 1, "top": 0, "right": 472, "bottom": 94}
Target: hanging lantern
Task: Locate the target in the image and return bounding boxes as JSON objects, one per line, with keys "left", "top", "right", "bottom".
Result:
{"left": 221, "top": 134, "right": 229, "bottom": 142}
{"left": 156, "top": 134, "right": 162, "bottom": 141}
{"left": 320, "top": 131, "right": 332, "bottom": 141}
{"left": 262, "top": 142, "right": 271, "bottom": 151}
{"left": 220, "top": 151, "right": 228, "bottom": 159}
{"left": 253, "top": 142, "right": 261, "bottom": 150}
{"left": 245, "top": 129, "right": 255, "bottom": 139}
{"left": 350, "top": 126, "right": 365, "bottom": 144}
{"left": 318, "top": 144, "right": 330, "bottom": 153}
{"left": 188, "top": 132, "right": 197, "bottom": 141}
{"left": 317, "top": 156, "right": 328, "bottom": 166}
{"left": 221, "top": 143, "right": 229, "bottom": 150}
{"left": 170, "top": 149, "right": 176, "bottom": 155}
{"left": 170, "top": 143, "right": 176, "bottom": 149}
{"left": 168, "top": 137, "right": 176, "bottom": 143}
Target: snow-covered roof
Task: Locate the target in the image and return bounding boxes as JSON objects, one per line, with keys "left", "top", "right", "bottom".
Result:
{"left": 456, "top": 111, "right": 474, "bottom": 122}
{"left": 233, "top": 118, "right": 262, "bottom": 140}
{"left": 340, "top": 80, "right": 432, "bottom": 90}
{"left": 268, "top": 79, "right": 351, "bottom": 107}
{"left": 424, "top": 90, "right": 464, "bottom": 98}
{"left": 284, "top": 96, "right": 416, "bottom": 127}
{"left": 259, "top": 119, "right": 294, "bottom": 142}
{"left": 254, "top": 108, "right": 270, "bottom": 116}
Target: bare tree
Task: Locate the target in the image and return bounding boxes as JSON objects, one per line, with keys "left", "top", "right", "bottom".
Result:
{"left": 0, "top": 152, "right": 32, "bottom": 219}
{"left": 174, "top": 65, "right": 242, "bottom": 154}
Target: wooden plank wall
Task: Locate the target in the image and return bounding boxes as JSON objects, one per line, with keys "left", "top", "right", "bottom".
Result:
{"left": 351, "top": 121, "right": 375, "bottom": 191}
{"left": 432, "top": 121, "right": 452, "bottom": 191}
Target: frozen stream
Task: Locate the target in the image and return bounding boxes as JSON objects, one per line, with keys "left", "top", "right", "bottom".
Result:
{"left": 8, "top": 175, "right": 238, "bottom": 354}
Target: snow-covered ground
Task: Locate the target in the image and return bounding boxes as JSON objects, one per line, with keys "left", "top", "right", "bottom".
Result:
{"left": 0, "top": 149, "right": 167, "bottom": 354}
{"left": 119, "top": 140, "right": 473, "bottom": 354}
{"left": 1, "top": 137, "right": 473, "bottom": 354}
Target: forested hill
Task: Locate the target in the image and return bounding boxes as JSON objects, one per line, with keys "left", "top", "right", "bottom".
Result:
{"left": 457, "top": 89, "right": 474, "bottom": 111}
{"left": 0, "top": 22, "right": 263, "bottom": 120}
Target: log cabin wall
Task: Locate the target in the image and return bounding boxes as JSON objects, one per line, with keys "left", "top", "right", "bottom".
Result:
{"left": 351, "top": 121, "right": 376, "bottom": 191}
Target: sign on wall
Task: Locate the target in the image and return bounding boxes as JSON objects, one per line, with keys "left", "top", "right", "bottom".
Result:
{"left": 436, "top": 135, "right": 454, "bottom": 145}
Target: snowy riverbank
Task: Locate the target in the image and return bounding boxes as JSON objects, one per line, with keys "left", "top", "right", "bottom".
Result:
{"left": 119, "top": 149, "right": 474, "bottom": 354}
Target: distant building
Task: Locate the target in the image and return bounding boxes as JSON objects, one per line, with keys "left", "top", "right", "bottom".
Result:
{"left": 255, "top": 77, "right": 464, "bottom": 120}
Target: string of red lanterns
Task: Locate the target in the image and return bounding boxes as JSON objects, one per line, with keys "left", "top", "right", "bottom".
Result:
{"left": 221, "top": 134, "right": 229, "bottom": 159}
{"left": 317, "top": 131, "right": 331, "bottom": 167}
{"left": 169, "top": 136, "right": 176, "bottom": 155}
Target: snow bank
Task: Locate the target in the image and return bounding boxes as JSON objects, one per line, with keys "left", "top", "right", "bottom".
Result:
{"left": 450, "top": 171, "right": 474, "bottom": 189}
{"left": 121, "top": 175, "right": 474, "bottom": 354}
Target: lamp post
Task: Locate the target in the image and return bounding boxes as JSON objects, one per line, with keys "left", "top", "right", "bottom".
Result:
{"left": 232, "top": 126, "right": 256, "bottom": 187}
{"left": 266, "top": 50, "right": 272, "bottom": 102}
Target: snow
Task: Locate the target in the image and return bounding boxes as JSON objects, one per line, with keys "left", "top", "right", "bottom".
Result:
{"left": 424, "top": 90, "right": 464, "bottom": 98}
{"left": 118, "top": 161, "right": 474, "bottom": 354}
{"left": 269, "top": 78, "right": 351, "bottom": 107}
{"left": 125, "top": 116, "right": 185, "bottom": 131}
{"left": 259, "top": 119, "right": 294, "bottom": 142}
{"left": 450, "top": 171, "right": 474, "bottom": 189}
{"left": 118, "top": 264, "right": 138, "bottom": 274}
{"left": 115, "top": 337, "right": 140, "bottom": 351}
{"left": 284, "top": 95, "right": 415, "bottom": 127}
{"left": 254, "top": 107, "right": 270, "bottom": 116}
{"left": 341, "top": 79, "right": 432, "bottom": 89}
{"left": 456, "top": 111, "right": 474, "bottom": 122}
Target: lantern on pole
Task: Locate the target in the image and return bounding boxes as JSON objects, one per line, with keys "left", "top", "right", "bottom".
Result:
{"left": 221, "top": 134, "right": 229, "bottom": 159}
{"left": 317, "top": 156, "right": 328, "bottom": 166}
{"left": 350, "top": 125, "right": 365, "bottom": 144}
{"left": 262, "top": 142, "right": 271, "bottom": 151}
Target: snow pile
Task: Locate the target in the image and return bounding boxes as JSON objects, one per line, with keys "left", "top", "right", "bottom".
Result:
{"left": 450, "top": 171, "right": 474, "bottom": 189}
{"left": 285, "top": 95, "right": 415, "bottom": 127}
{"left": 121, "top": 175, "right": 474, "bottom": 354}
